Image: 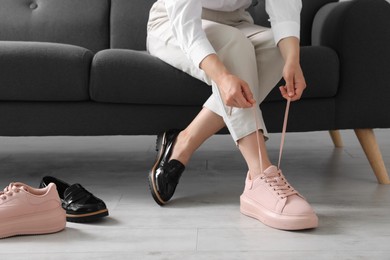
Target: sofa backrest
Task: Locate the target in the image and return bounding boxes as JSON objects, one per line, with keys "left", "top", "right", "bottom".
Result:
{"left": 110, "top": 0, "right": 155, "bottom": 50}
{"left": 0, "top": 0, "right": 110, "bottom": 53}
{"left": 0, "top": 0, "right": 338, "bottom": 52}
{"left": 111, "top": 0, "right": 339, "bottom": 51}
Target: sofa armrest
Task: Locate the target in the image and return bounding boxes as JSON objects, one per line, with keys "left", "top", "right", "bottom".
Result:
{"left": 311, "top": 1, "right": 352, "bottom": 48}
{"left": 312, "top": 0, "right": 390, "bottom": 129}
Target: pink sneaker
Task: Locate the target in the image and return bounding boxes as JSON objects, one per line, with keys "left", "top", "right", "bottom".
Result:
{"left": 0, "top": 182, "right": 66, "bottom": 239}
{"left": 240, "top": 165, "right": 318, "bottom": 230}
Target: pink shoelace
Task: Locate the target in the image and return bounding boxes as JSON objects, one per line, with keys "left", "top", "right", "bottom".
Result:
{"left": 253, "top": 98, "right": 297, "bottom": 199}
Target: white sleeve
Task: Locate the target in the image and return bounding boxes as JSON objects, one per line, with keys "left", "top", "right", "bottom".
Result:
{"left": 165, "top": 0, "right": 216, "bottom": 68}
{"left": 265, "top": 0, "right": 302, "bottom": 45}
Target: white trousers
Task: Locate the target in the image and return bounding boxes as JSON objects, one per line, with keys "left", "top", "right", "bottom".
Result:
{"left": 146, "top": 1, "right": 284, "bottom": 142}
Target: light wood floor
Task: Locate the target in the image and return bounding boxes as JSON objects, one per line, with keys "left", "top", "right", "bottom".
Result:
{"left": 0, "top": 130, "right": 389, "bottom": 259}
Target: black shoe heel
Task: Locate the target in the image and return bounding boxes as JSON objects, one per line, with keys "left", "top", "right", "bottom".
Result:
{"left": 155, "top": 132, "right": 163, "bottom": 152}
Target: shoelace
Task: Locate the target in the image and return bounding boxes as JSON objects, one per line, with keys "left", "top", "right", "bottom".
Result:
{"left": 0, "top": 183, "right": 26, "bottom": 200}
{"left": 253, "top": 98, "right": 297, "bottom": 199}
{"left": 260, "top": 169, "right": 297, "bottom": 199}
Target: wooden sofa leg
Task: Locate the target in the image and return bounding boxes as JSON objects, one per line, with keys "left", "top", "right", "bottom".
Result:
{"left": 329, "top": 130, "right": 343, "bottom": 147}
{"left": 354, "top": 129, "right": 390, "bottom": 184}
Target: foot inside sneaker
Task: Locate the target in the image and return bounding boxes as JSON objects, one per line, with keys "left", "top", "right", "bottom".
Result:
{"left": 240, "top": 165, "right": 318, "bottom": 230}
{"left": 0, "top": 182, "right": 66, "bottom": 239}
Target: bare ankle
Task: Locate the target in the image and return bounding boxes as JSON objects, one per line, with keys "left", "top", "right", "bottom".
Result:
{"left": 249, "top": 162, "right": 272, "bottom": 179}
{"left": 170, "top": 131, "right": 192, "bottom": 165}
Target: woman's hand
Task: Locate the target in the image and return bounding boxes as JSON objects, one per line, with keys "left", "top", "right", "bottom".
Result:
{"left": 277, "top": 37, "right": 307, "bottom": 101}
{"left": 217, "top": 73, "right": 255, "bottom": 108}
{"left": 279, "top": 61, "right": 306, "bottom": 101}
{"left": 200, "top": 54, "right": 255, "bottom": 108}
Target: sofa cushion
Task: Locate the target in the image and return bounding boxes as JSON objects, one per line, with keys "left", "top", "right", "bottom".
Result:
{"left": 0, "top": 41, "right": 93, "bottom": 101}
{"left": 0, "top": 0, "right": 109, "bottom": 53}
{"left": 90, "top": 49, "right": 211, "bottom": 106}
{"left": 92, "top": 47, "right": 338, "bottom": 105}
{"left": 264, "top": 46, "right": 339, "bottom": 102}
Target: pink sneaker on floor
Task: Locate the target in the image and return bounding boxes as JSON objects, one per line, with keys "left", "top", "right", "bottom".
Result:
{"left": 0, "top": 182, "right": 66, "bottom": 239}
{"left": 240, "top": 165, "right": 318, "bottom": 230}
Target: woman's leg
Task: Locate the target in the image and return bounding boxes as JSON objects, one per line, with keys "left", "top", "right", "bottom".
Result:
{"left": 170, "top": 107, "right": 225, "bottom": 165}
{"left": 148, "top": 9, "right": 277, "bottom": 177}
{"left": 200, "top": 21, "right": 276, "bottom": 178}
{"left": 147, "top": 3, "right": 238, "bottom": 205}
{"left": 237, "top": 131, "right": 272, "bottom": 177}
{"left": 232, "top": 24, "right": 284, "bottom": 178}
{"left": 231, "top": 22, "right": 318, "bottom": 230}
{"left": 170, "top": 109, "right": 273, "bottom": 177}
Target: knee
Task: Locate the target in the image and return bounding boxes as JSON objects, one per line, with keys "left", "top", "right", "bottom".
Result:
{"left": 228, "top": 30, "right": 254, "bottom": 51}
{"left": 254, "top": 29, "right": 278, "bottom": 50}
{"left": 206, "top": 26, "right": 254, "bottom": 55}
{"left": 216, "top": 31, "right": 256, "bottom": 65}
{"left": 227, "top": 29, "right": 254, "bottom": 53}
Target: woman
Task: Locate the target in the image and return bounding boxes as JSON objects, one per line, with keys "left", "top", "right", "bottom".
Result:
{"left": 146, "top": 0, "right": 318, "bottom": 230}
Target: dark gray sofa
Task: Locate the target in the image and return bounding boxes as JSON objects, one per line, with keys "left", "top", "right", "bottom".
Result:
{"left": 0, "top": 0, "right": 389, "bottom": 183}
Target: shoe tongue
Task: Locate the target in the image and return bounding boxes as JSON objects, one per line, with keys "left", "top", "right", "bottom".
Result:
{"left": 263, "top": 165, "right": 278, "bottom": 175}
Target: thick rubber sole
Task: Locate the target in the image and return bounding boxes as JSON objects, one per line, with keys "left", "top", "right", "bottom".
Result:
{"left": 240, "top": 194, "right": 318, "bottom": 230}
{"left": 66, "top": 209, "right": 109, "bottom": 223}
{"left": 148, "top": 132, "right": 167, "bottom": 206}
{"left": 0, "top": 207, "right": 66, "bottom": 239}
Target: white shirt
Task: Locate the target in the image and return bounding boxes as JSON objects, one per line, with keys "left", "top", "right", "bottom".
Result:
{"left": 162, "top": 0, "right": 302, "bottom": 67}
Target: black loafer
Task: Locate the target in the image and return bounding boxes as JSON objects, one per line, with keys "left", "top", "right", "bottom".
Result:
{"left": 148, "top": 129, "right": 185, "bottom": 205}
{"left": 39, "top": 176, "right": 109, "bottom": 223}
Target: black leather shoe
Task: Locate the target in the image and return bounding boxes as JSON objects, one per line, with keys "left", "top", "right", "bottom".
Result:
{"left": 39, "top": 176, "right": 109, "bottom": 223}
{"left": 148, "top": 129, "right": 185, "bottom": 205}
